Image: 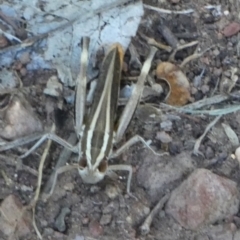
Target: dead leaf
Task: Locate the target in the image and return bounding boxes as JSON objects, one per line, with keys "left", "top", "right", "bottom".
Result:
{"left": 222, "top": 22, "right": 240, "bottom": 37}
{"left": 222, "top": 123, "right": 239, "bottom": 147}
{"left": 156, "top": 62, "right": 191, "bottom": 106}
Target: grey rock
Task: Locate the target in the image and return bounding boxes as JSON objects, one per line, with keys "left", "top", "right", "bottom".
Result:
{"left": 54, "top": 207, "right": 71, "bottom": 232}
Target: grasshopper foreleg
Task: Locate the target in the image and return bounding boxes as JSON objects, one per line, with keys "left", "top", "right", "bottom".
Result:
{"left": 42, "top": 164, "right": 79, "bottom": 201}
{"left": 107, "top": 164, "right": 133, "bottom": 195}
{"left": 110, "top": 135, "right": 168, "bottom": 194}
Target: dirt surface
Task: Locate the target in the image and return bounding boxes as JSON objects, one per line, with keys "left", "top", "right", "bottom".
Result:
{"left": 1, "top": 0, "right": 240, "bottom": 239}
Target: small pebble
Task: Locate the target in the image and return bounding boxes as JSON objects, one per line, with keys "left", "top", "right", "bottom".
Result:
{"left": 19, "top": 52, "right": 31, "bottom": 65}
{"left": 223, "top": 10, "right": 229, "bottom": 15}
{"left": 23, "top": 7, "right": 35, "bottom": 20}
{"left": 212, "top": 68, "right": 222, "bottom": 77}
{"left": 90, "top": 185, "right": 101, "bottom": 193}
{"left": 105, "top": 184, "right": 121, "bottom": 199}
{"left": 201, "top": 85, "right": 210, "bottom": 94}
{"left": 89, "top": 220, "right": 104, "bottom": 237}
{"left": 13, "top": 61, "right": 22, "bottom": 70}
{"left": 156, "top": 131, "right": 172, "bottom": 143}
{"left": 20, "top": 67, "right": 27, "bottom": 77}
{"left": 40, "top": 219, "right": 48, "bottom": 228}
{"left": 119, "top": 195, "right": 126, "bottom": 208}
{"left": 126, "top": 216, "right": 132, "bottom": 225}
{"left": 191, "top": 87, "right": 198, "bottom": 95}
{"left": 100, "top": 214, "right": 112, "bottom": 225}
{"left": 152, "top": 83, "right": 163, "bottom": 94}
{"left": 160, "top": 120, "right": 172, "bottom": 131}
{"left": 205, "top": 146, "right": 215, "bottom": 159}
{"left": 212, "top": 48, "right": 220, "bottom": 56}
{"left": 82, "top": 217, "right": 90, "bottom": 225}
{"left": 64, "top": 182, "right": 75, "bottom": 191}
{"left": 102, "top": 202, "right": 115, "bottom": 214}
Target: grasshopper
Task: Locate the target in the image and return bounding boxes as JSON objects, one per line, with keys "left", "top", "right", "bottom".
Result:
{"left": 0, "top": 37, "right": 159, "bottom": 195}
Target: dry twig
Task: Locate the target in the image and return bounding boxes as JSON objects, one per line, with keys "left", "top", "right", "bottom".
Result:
{"left": 169, "top": 41, "right": 198, "bottom": 62}
{"left": 180, "top": 45, "right": 214, "bottom": 68}
{"left": 193, "top": 115, "right": 222, "bottom": 157}
{"left": 139, "top": 33, "right": 172, "bottom": 52}
{"left": 26, "top": 124, "right": 55, "bottom": 239}
{"left": 143, "top": 4, "right": 194, "bottom": 14}
{"left": 140, "top": 193, "right": 170, "bottom": 235}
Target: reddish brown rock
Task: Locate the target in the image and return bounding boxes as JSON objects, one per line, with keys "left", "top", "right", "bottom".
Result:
{"left": 166, "top": 169, "right": 239, "bottom": 230}
{"left": 137, "top": 151, "right": 193, "bottom": 203}
{"left": 222, "top": 22, "right": 240, "bottom": 37}
{"left": 0, "top": 195, "right": 32, "bottom": 237}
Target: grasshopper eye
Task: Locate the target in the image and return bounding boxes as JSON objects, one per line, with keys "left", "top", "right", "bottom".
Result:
{"left": 79, "top": 156, "right": 87, "bottom": 169}
{"left": 98, "top": 159, "right": 108, "bottom": 173}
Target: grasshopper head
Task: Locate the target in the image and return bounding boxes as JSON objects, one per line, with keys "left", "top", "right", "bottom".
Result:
{"left": 78, "top": 156, "right": 108, "bottom": 184}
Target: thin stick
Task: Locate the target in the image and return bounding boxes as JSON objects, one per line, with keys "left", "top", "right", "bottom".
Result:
{"left": 159, "top": 91, "right": 232, "bottom": 112}
{"left": 143, "top": 4, "right": 194, "bottom": 14}
{"left": 181, "top": 94, "right": 229, "bottom": 110}
{"left": 139, "top": 33, "right": 172, "bottom": 52}
{"left": 27, "top": 124, "right": 55, "bottom": 239}
{"left": 169, "top": 40, "right": 198, "bottom": 61}
{"left": 175, "top": 41, "right": 199, "bottom": 52}
{"left": 193, "top": 115, "right": 222, "bottom": 157}
{"left": 180, "top": 46, "right": 214, "bottom": 68}
{"left": 160, "top": 102, "right": 240, "bottom": 116}
{"left": 140, "top": 193, "right": 170, "bottom": 235}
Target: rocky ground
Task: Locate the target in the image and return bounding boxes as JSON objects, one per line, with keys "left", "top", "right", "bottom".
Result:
{"left": 1, "top": 0, "right": 240, "bottom": 239}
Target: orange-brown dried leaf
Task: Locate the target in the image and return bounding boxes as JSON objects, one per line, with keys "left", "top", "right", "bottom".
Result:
{"left": 156, "top": 62, "right": 191, "bottom": 106}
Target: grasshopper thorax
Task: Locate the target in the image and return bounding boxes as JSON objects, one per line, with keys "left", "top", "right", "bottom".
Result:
{"left": 78, "top": 155, "right": 108, "bottom": 184}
